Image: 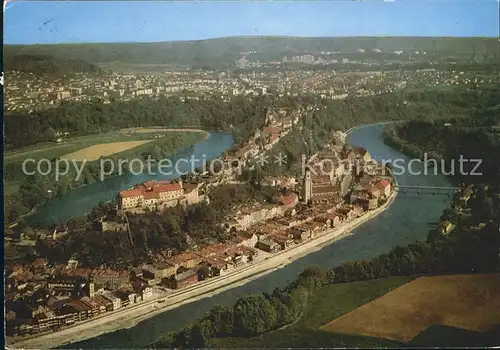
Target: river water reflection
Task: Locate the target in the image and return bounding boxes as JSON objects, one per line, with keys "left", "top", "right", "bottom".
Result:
{"left": 26, "top": 132, "right": 234, "bottom": 227}
{"left": 65, "top": 124, "right": 452, "bottom": 348}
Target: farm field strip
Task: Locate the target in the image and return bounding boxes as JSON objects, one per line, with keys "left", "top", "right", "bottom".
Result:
{"left": 4, "top": 129, "right": 195, "bottom": 163}
{"left": 320, "top": 273, "right": 500, "bottom": 342}
{"left": 61, "top": 140, "right": 154, "bottom": 161}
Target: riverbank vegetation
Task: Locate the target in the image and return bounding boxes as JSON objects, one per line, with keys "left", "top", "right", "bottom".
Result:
{"left": 4, "top": 94, "right": 269, "bottom": 150}
{"left": 151, "top": 97, "right": 500, "bottom": 347}
{"left": 151, "top": 195, "right": 499, "bottom": 347}
{"left": 7, "top": 85, "right": 496, "bottom": 225}
{"left": 383, "top": 99, "right": 500, "bottom": 188}
{"left": 262, "top": 85, "right": 500, "bottom": 178}
{"left": 4, "top": 131, "right": 206, "bottom": 224}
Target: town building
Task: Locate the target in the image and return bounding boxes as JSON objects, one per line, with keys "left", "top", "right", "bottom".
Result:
{"left": 168, "top": 269, "right": 199, "bottom": 289}
{"left": 256, "top": 238, "right": 280, "bottom": 253}
{"left": 117, "top": 180, "right": 201, "bottom": 211}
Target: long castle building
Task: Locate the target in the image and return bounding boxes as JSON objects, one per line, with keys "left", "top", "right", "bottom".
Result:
{"left": 117, "top": 180, "right": 200, "bottom": 211}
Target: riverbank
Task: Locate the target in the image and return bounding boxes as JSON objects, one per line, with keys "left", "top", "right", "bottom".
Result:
{"left": 10, "top": 186, "right": 398, "bottom": 349}
{"left": 119, "top": 127, "right": 210, "bottom": 141}
{"left": 6, "top": 128, "right": 211, "bottom": 228}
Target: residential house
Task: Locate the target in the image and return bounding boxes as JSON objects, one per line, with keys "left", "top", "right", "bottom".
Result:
{"left": 235, "top": 233, "right": 258, "bottom": 248}
{"left": 102, "top": 292, "right": 122, "bottom": 311}
{"left": 360, "top": 198, "right": 378, "bottom": 211}
{"left": 337, "top": 205, "right": 356, "bottom": 221}
{"left": 66, "top": 299, "right": 93, "bottom": 322}
{"left": 203, "top": 258, "right": 230, "bottom": 277}
{"left": 256, "top": 238, "right": 280, "bottom": 253}
{"left": 376, "top": 179, "right": 391, "bottom": 198}
{"left": 34, "top": 310, "right": 61, "bottom": 333}
{"left": 168, "top": 269, "right": 199, "bottom": 290}
{"left": 364, "top": 184, "right": 380, "bottom": 199}
{"left": 93, "top": 269, "right": 129, "bottom": 290}
{"left": 132, "top": 282, "right": 153, "bottom": 301}
{"left": 291, "top": 226, "right": 311, "bottom": 241}
{"left": 31, "top": 258, "right": 48, "bottom": 273}
{"left": 112, "top": 289, "right": 136, "bottom": 307}
{"left": 167, "top": 252, "right": 202, "bottom": 270}
{"left": 90, "top": 295, "right": 113, "bottom": 313}
{"left": 80, "top": 296, "right": 100, "bottom": 318}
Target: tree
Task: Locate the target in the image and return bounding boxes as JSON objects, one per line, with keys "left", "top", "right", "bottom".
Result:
{"left": 208, "top": 305, "right": 234, "bottom": 337}
{"left": 190, "top": 318, "right": 215, "bottom": 347}
{"left": 233, "top": 295, "right": 278, "bottom": 336}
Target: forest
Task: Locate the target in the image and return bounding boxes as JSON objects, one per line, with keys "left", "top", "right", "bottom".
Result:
{"left": 5, "top": 54, "right": 102, "bottom": 75}
{"left": 5, "top": 36, "right": 499, "bottom": 68}
{"left": 4, "top": 94, "right": 271, "bottom": 223}
{"left": 4, "top": 94, "right": 271, "bottom": 150}
{"left": 384, "top": 118, "right": 500, "bottom": 187}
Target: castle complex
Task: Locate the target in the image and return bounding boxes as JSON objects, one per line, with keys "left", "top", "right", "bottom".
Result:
{"left": 117, "top": 180, "right": 200, "bottom": 212}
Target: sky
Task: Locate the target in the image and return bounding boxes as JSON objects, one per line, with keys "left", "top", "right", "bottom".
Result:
{"left": 4, "top": 0, "right": 500, "bottom": 44}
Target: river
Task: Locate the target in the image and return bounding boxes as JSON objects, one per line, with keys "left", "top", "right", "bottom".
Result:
{"left": 58, "top": 123, "right": 452, "bottom": 348}
{"left": 25, "top": 132, "right": 234, "bottom": 227}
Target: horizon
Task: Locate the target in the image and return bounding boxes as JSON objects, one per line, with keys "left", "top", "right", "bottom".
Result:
{"left": 4, "top": 34, "right": 500, "bottom": 47}
{"left": 4, "top": 1, "right": 499, "bottom": 45}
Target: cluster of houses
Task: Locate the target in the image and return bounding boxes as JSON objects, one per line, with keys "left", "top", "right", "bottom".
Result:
{"left": 5, "top": 260, "right": 153, "bottom": 337}
{"left": 222, "top": 112, "right": 299, "bottom": 168}
{"left": 5, "top": 232, "right": 262, "bottom": 337}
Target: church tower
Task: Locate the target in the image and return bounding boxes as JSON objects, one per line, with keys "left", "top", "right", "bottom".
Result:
{"left": 303, "top": 168, "right": 313, "bottom": 204}
{"left": 86, "top": 276, "right": 95, "bottom": 298}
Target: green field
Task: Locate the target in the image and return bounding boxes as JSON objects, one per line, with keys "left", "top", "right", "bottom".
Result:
{"left": 4, "top": 130, "right": 191, "bottom": 164}
{"left": 209, "top": 276, "right": 411, "bottom": 348}
{"left": 3, "top": 129, "right": 206, "bottom": 219}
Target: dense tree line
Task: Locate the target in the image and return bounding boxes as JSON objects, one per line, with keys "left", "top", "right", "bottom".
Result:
{"left": 5, "top": 132, "right": 204, "bottom": 224}
{"left": 5, "top": 54, "right": 102, "bottom": 75}
{"left": 6, "top": 37, "right": 498, "bottom": 68}
{"left": 5, "top": 94, "right": 271, "bottom": 150}
{"left": 384, "top": 119, "right": 500, "bottom": 187}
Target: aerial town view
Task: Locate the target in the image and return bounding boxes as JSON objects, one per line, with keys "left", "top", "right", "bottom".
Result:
{"left": 3, "top": 1, "right": 500, "bottom": 349}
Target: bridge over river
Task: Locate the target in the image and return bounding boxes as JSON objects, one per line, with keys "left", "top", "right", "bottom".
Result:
{"left": 394, "top": 185, "right": 460, "bottom": 196}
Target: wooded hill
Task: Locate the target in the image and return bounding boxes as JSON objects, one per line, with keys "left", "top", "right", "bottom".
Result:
{"left": 5, "top": 54, "right": 102, "bottom": 75}
{"left": 5, "top": 36, "right": 499, "bottom": 68}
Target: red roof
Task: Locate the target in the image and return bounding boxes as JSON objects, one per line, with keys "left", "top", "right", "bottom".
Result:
{"left": 263, "top": 126, "right": 281, "bottom": 135}
{"left": 377, "top": 179, "right": 390, "bottom": 189}
{"left": 119, "top": 188, "right": 143, "bottom": 198}
{"left": 155, "top": 182, "right": 182, "bottom": 193}
{"left": 120, "top": 181, "right": 182, "bottom": 198}
{"left": 32, "top": 258, "right": 48, "bottom": 266}
{"left": 143, "top": 191, "right": 159, "bottom": 200}
{"left": 278, "top": 193, "right": 298, "bottom": 206}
